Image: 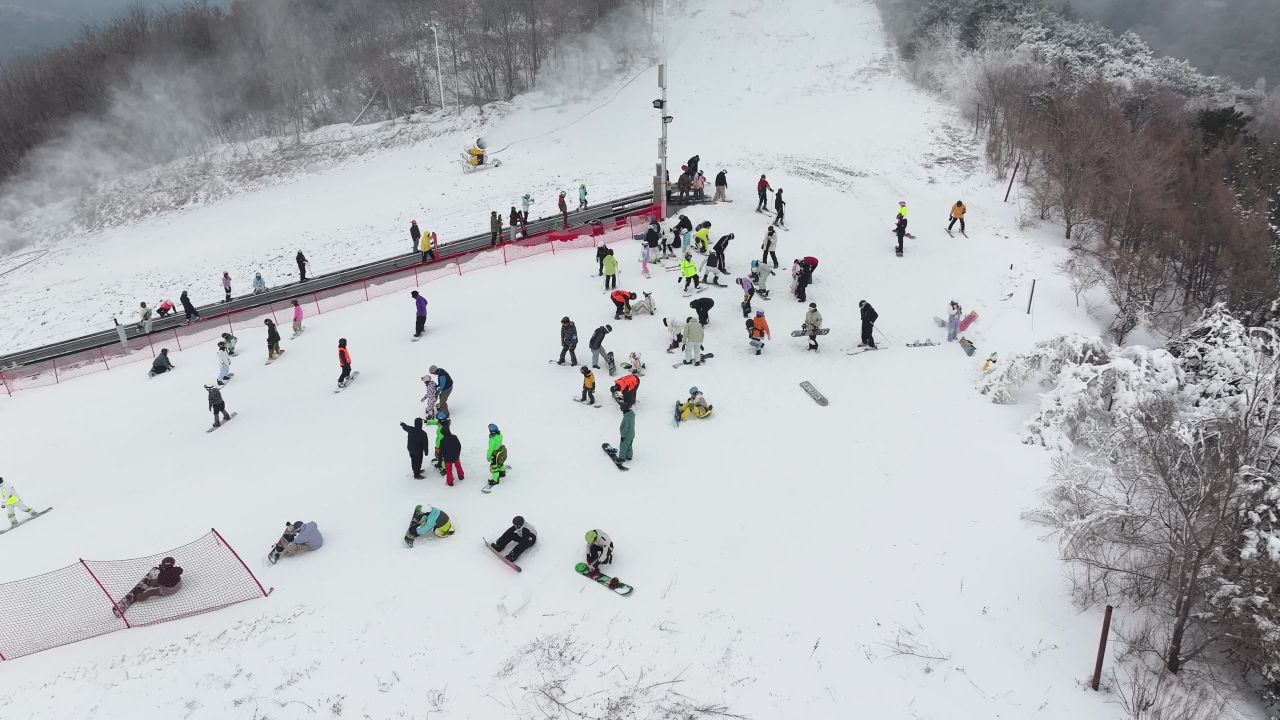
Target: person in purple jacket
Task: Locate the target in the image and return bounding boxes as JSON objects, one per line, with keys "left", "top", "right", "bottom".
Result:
{"left": 411, "top": 290, "right": 429, "bottom": 338}
{"left": 268, "top": 520, "right": 324, "bottom": 564}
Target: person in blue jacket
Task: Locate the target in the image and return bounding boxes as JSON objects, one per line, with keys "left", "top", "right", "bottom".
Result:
{"left": 428, "top": 364, "right": 453, "bottom": 414}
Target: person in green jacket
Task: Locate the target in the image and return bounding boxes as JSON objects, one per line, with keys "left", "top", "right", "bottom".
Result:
{"left": 486, "top": 423, "right": 509, "bottom": 488}
{"left": 602, "top": 251, "right": 619, "bottom": 291}
{"left": 618, "top": 407, "right": 635, "bottom": 463}
{"left": 679, "top": 253, "right": 700, "bottom": 293}
{"left": 425, "top": 411, "right": 450, "bottom": 474}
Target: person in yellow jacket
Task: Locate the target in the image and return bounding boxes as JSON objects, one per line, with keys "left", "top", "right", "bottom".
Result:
{"left": 1, "top": 477, "right": 39, "bottom": 528}
{"left": 679, "top": 253, "right": 701, "bottom": 293}
{"left": 693, "top": 223, "right": 711, "bottom": 253}
{"left": 419, "top": 228, "right": 438, "bottom": 262}
{"left": 948, "top": 200, "right": 967, "bottom": 235}
{"left": 677, "top": 386, "right": 713, "bottom": 422}
{"left": 578, "top": 365, "right": 597, "bottom": 405}
{"left": 897, "top": 200, "right": 908, "bottom": 219}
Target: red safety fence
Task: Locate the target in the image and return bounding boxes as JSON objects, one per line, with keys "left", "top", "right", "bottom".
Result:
{"left": 0, "top": 206, "right": 659, "bottom": 396}
{"left": 0, "top": 529, "right": 271, "bottom": 661}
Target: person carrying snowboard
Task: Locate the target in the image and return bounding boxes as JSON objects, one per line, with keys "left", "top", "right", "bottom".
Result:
{"left": 206, "top": 384, "right": 231, "bottom": 427}
{"left": 400, "top": 417, "right": 431, "bottom": 479}
{"left": 689, "top": 296, "right": 714, "bottom": 326}
{"left": 946, "top": 301, "right": 962, "bottom": 342}
{"left": 948, "top": 201, "right": 966, "bottom": 235}
{"left": 664, "top": 316, "right": 685, "bottom": 353}
{"left": 610, "top": 290, "right": 635, "bottom": 320}
{"left": 761, "top": 226, "right": 779, "bottom": 268}
{"left": 748, "top": 310, "right": 771, "bottom": 354}
{"left": 291, "top": 299, "right": 305, "bottom": 336}
{"left": 420, "top": 374, "right": 440, "bottom": 418}
{"left": 404, "top": 504, "right": 454, "bottom": 546}
{"left": 858, "top": 300, "right": 879, "bottom": 349}
{"left": 411, "top": 290, "right": 428, "bottom": 338}
{"left": 269, "top": 520, "right": 324, "bottom": 563}
{"left": 579, "top": 366, "right": 596, "bottom": 404}
{"left": 428, "top": 365, "right": 454, "bottom": 414}
{"left": 558, "top": 316, "right": 579, "bottom": 365}
{"left": 337, "top": 338, "right": 353, "bottom": 388}
{"left": 264, "top": 319, "right": 283, "bottom": 361}
{"left": 149, "top": 348, "right": 175, "bottom": 377}
{"left": 420, "top": 225, "right": 438, "bottom": 262}
{"left": 486, "top": 423, "right": 509, "bottom": 489}
{"left": 440, "top": 423, "right": 464, "bottom": 486}
{"left": 114, "top": 557, "right": 182, "bottom": 616}
{"left": 677, "top": 386, "right": 713, "bottom": 421}
{"left": 737, "top": 275, "right": 755, "bottom": 317}
{"left": 216, "top": 341, "right": 232, "bottom": 385}
{"left": 713, "top": 169, "right": 728, "bottom": 202}
{"left": 588, "top": 325, "right": 612, "bottom": 369}
{"left": 679, "top": 253, "right": 700, "bottom": 292}
{"left": 773, "top": 188, "right": 786, "bottom": 227}
{"left": 491, "top": 516, "right": 537, "bottom": 562}
{"left": 802, "top": 302, "right": 824, "bottom": 350}
{"left": 610, "top": 372, "right": 640, "bottom": 411}
{"left": 584, "top": 529, "right": 615, "bottom": 578}
{"left": 682, "top": 316, "right": 706, "bottom": 365}
{"left": 756, "top": 174, "right": 772, "bottom": 211}
{"left": 221, "top": 332, "right": 238, "bottom": 356}
{"left": 180, "top": 290, "right": 201, "bottom": 323}
{"left": 1, "top": 477, "right": 38, "bottom": 528}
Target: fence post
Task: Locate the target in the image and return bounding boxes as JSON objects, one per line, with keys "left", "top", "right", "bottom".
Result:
{"left": 211, "top": 528, "right": 273, "bottom": 597}
{"left": 415, "top": 267, "right": 420, "bottom": 286}
{"left": 172, "top": 328, "right": 182, "bottom": 352}
{"left": 81, "top": 559, "right": 130, "bottom": 629}
{"left": 312, "top": 293, "right": 321, "bottom": 315}
{"left": 363, "top": 282, "right": 370, "bottom": 302}
{"left": 147, "top": 332, "right": 156, "bottom": 357}
{"left": 99, "top": 348, "right": 109, "bottom": 369}
{"left": 51, "top": 357, "right": 59, "bottom": 384}
{"left": 0, "top": 370, "right": 10, "bottom": 397}
{"left": 502, "top": 245, "right": 508, "bottom": 265}
{"left": 1091, "top": 605, "right": 1114, "bottom": 691}
{"left": 550, "top": 239, "right": 557, "bottom": 254}
{"left": 1004, "top": 155, "right": 1021, "bottom": 203}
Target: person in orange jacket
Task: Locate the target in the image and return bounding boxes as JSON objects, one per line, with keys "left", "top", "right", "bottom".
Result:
{"left": 947, "top": 200, "right": 967, "bottom": 235}
{"left": 337, "top": 338, "right": 353, "bottom": 388}
{"left": 747, "top": 310, "right": 771, "bottom": 355}
{"left": 610, "top": 372, "right": 640, "bottom": 410}
{"left": 610, "top": 290, "right": 636, "bottom": 320}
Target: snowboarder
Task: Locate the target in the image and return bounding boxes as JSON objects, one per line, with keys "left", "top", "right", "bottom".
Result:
{"left": 291, "top": 299, "right": 304, "bottom": 336}
{"left": 221, "top": 332, "right": 238, "bottom": 356}
{"left": 596, "top": 244, "right": 612, "bottom": 276}
{"left": 737, "top": 275, "right": 756, "bottom": 317}
{"left": 420, "top": 226, "right": 438, "bottom": 262}
{"left": 692, "top": 171, "right": 706, "bottom": 200}
{"left": 712, "top": 233, "right": 733, "bottom": 273}
{"left": 440, "top": 423, "right": 464, "bottom": 486}
{"left": 428, "top": 365, "right": 454, "bottom": 414}
{"left": 894, "top": 214, "right": 908, "bottom": 255}
{"left": 677, "top": 386, "right": 713, "bottom": 421}
{"left": 558, "top": 316, "right": 579, "bottom": 365}
{"left": 420, "top": 374, "right": 440, "bottom": 418}
{"left": 579, "top": 365, "right": 596, "bottom": 404}
{"left": 603, "top": 250, "right": 619, "bottom": 291}
{"left": 761, "top": 226, "right": 779, "bottom": 268}
{"left": 149, "top": 348, "right": 175, "bottom": 377}
{"left": 617, "top": 407, "right": 635, "bottom": 464}
{"left": 491, "top": 516, "right": 536, "bottom": 562}
{"left": 802, "top": 303, "right": 824, "bottom": 350}
{"left": 610, "top": 290, "right": 636, "bottom": 320}
{"left": 639, "top": 242, "right": 652, "bottom": 278}
{"left": 756, "top": 174, "right": 772, "bottom": 211}
{"left": 578, "top": 182, "right": 588, "bottom": 211}
{"left": 156, "top": 298, "right": 175, "bottom": 318}
{"left": 425, "top": 410, "right": 450, "bottom": 472}
{"left": 269, "top": 520, "right": 324, "bottom": 563}
{"left": 486, "top": 423, "right": 509, "bottom": 489}
{"left": 748, "top": 310, "right": 771, "bottom": 355}
{"left": 948, "top": 201, "right": 966, "bottom": 235}
{"left": 858, "top": 300, "right": 879, "bottom": 349}
{"left": 584, "top": 529, "right": 615, "bottom": 576}
{"left": 664, "top": 316, "right": 685, "bottom": 353}
{"left": 252, "top": 272, "right": 267, "bottom": 294}
{"left": 1, "top": 477, "right": 38, "bottom": 528}
{"left": 558, "top": 191, "right": 569, "bottom": 228}
{"left": 693, "top": 222, "right": 711, "bottom": 254}
{"left": 793, "top": 258, "right": 814, "bottom": 302}
{"left": 297, "top": 250, "right": 309, "bottom": 282}
{"left": 679, "top": 253, "right": 700, "bottom": 292}
{"left": 401, "top": 417, "right": 431, "bottom": 479}
{"left": 411, "top": 290, "right": 428, "bottom": 338}
{"left": 139, "top": 302, "right": 153, "bottom": 335}
{"left": 216, "top": 341, "right": 232, "bottom": 385}
{"left": 222, "top": 272, "right": 232, "bottom": 302}
{"left": 337, "top": 338, "right": 353, "bottom": 388}
{"left": 206, "top": 384, "right": 231, "bottom": 427}
{"left": 773, "top": 188, "right": 786, "bottom": 227}
{"left": 632, "top": 291, "right": 656, "bottom": 316}
{"left": 610, "top": 372, "right": 640, "bottom": 411}
{"left": 897, "top": 200, "right": 908, "bottom": 220}
{"left": 947, "top": 301, "right": 962, "bottom": 342}
{"left": 114, "top": 557, "right": 182, "bottom": 616}
{"left": 264, "top": 319, "right": 283, "bottom": 361}
{"left": 689, "top": 296, "right": 714, "bottom": 326}
{"left": 682, "top": 316, "right": 706, "bottom": 365}
{"left": 588, "top": 324, "right": 612, "bottom": 369}
{"left": 713, "top": 169, "right": 728, "bottom": 202}
{"left": 490, "top": 210, "right": 501, "bottom": 246}
{"left": 180, "top": 290, "right": 200, "bottom": 323}
{"left": 751, "top": 259, "right": 774, "bottom": 299}
{"left": 404, "top": 504, "right": 454, "bottom": 546}
{"left": 700, "top": 249, "right": 724, "bottom": 286}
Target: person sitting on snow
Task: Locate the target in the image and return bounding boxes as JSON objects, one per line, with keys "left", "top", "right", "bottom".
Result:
{"left": 491, "top": 516, "right": 537, "bottom": 563}
{"left": 631, "top": 291, "right": 656, "bottom": 316}
{"left": 677, "top": 386, "right": 713, "bottom": 421}
{"left": 404, "top": 504, "right": 454, "bottom": 546}
{"left": 584, "top": 529, "right": 614, "bottom": 577}
{"left": 149, "top": 348, "right": 175, "bottom": 377}
{"left": 269, "top": 520, "right": 324, "bottom": 563}
{"left": 114, "top": 556, "right": 183, "bottom": 616}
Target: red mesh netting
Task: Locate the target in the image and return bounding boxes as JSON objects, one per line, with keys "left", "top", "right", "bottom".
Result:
{"left": 314, "top": 285, "right": 365, "bottom": 314}
{"left": 457, "top": 248, "right": 503, "bottom": 275}
{"left": 47, "top": 348, "right": 108, "bottom": 381}
{"left": 100, "top": 337, "right": 157, "bottom": 369}
{"left": 366, "top": 268, "right": 418, "bottom": 299}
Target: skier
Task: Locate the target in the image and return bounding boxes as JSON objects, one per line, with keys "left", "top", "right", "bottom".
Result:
{"left": 894, "top": 214, "right": 908, "bottom": 255}
{"left": 689, "top": 296, "right": 714, "bottom": 326}
{"left": 639, "top": 242, "right": 652, "bottom": 278}
{"left": 578, "top": 182, "right": 588, "bottom": 211}
{"left": 180, "top": 290, "right": 200, "bottom": 323}
{"left": 114, "top": 557, "right": 182, "bottom": 616}
{"left": 756, "top": 174, "right": 772, "bottom": 211}
{"left": 149, "top": 348, "right": 175, "bottom": 377}
{"left": 596, "top": 244, "right": 611, "bottom": 276}
{"left": 206, "top": 383, "right": 231, "bottom": 427}
{"left": 617, "top": 407, "right": 635, "bottom": 465}
{"left": 520, "top": 193, "right": 533, "bottom": 224}
{"left": 222, "top": 272, "right": 232, "bottom": 302}
{"left": 291, "top": 299, "right": 304, "bottom": 336}
{"left": 440, "top": 423, "right": 464, "bottom": 486}
{"left": 761, "top": 226, "right": 779, "bottom": 268}
{"left": 692, "top": 171, "right": 706, "bottom": 200}
{"left": 802, "top": 302, "right": 824, "bottom": 350}
{"left": 221, "top": 332, "right": 238, "bottom": 356}
{"left": 610, "top": 372, "right": 640, "bottom": 410}
{"left": 611, "top": 290, "right": 636, "bottom": 320}
{"left": 428, "top": 365, "right": 454, "bottom": 414}
{"left": 425, "top": 410, "right": 450, "bottom": 473}
{"left": 713, "top": 169, "right": 728, "bottom": 202}
{"left": 602, "top": 250, "right": 619, "bottom": 291}
{"left": 793, "top": 258, "right": 814, "bottom": 302}
{"left": 679, "top": 253, "right": 700, "bottom": 293}
{"left": 664, "top": 316, "right": 685, "bottom": 353}
{"left": 588, "top": 324, "right": 612, "bottom": 369}
{"left": 411, "top": 290, "right": 428, "bottom": 338}
{"left": 946, "top": 301, "right": 962, "bottom": 342}
{"left": 252, "top": 272, "right": 267, "bottom": 294}
{"left": 490, "top": 516, "right": 537, "bottom": 562}
{"left": 737, "top": 275, "right": 755, "bottom": 317}
{"left": 489, "top": 210, "right": 502, "bottom": 246}
{"left": 404, "top": 504, "right": 454, "bottom": 546}
{"left": 683, "top": 316, "right": 706, "bottom": 365}
{"left": 558, "top": 316, "right": 579, "bottom": 365}
{"left": 631, "top": 291, "right": 656, "bottom": 316}
{"left": 558, "top": 191, "right": 569, "bottom": 228}
{"left": 583, "top": 529, "right": 615, "bottom": 577}
{"left": 400, "top": 417, "right": 431, "bottom": 479}
{"left": 297, "top": 250, "right": 309, "bottom": 282}
{"left": 420, "top": 373, "right": 440, "bottom": 418}
{"left": 0, "top": 477, "right": 38, "bottom": 528}
{"left": 337, "top": 338, "right": 353, "bottom": 388}
{"left": 269, "top": 520, "right": 323, "bottom": 563}
{"left": 773, "top": 188, "right": 786, "bottom": 227}
{"left": 264, "top": 319, "right": 283, "bottom": 361}
{"left": 748, "top": 310, "right": 771, "bottom": 354}
{"left": 156, "top": 298, "right": 175, "bottom": 318}
{"left": 751, "top": 259, "right": 775, "bottom": 299}
{"left": 486, "top": 423, "right": 509, "bottom": 489}
{"left": 216, "top": 341, "right": 232, "bottom": 385}
{"left": 420, "top": 226, "right": 438, "bottom": 262}
{"left": 945, "top": 201, "right": 966, "bottom": 236}
{"left": 139, "top": 302, "right": 153, "bottom": 335}
{"left": 579, "top": 365, "right": 596, "bottom": 404}
{"left": 677, "top": 386, "right": 713, "bottom": 421}
{"left": 858, "top": 300, "right": 879, "bottom": 349}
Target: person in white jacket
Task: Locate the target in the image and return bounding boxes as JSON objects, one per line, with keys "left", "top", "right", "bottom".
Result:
{"left": 663, "top": 316, "right": 685, "bottom": 353}
{"left": 761, "top": 226, "right": 779, "bottom": 268}
{"left": 1, "top": 477, "right": 38, "bottom": 528}
{"left": 216, "top": 341, "right": 233, "bottom": 385}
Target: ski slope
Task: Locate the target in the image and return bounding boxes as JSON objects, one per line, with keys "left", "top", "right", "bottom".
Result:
{"left": 0, "top": 0, "right": 1225, "bottom": 718}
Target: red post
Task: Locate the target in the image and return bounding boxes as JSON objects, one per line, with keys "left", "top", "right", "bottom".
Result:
{"left": 211, "top": 528, "right": 273, "bottom": 597}
{"left": 550, "top": 239, "right": 557, "bottom": 255}
{"left": 146, "top": 332, "right": 156, "bottom": 356}
{"left": 172, "top": 328, "right": 183, "bottom": 352}
{"left": 312, "top": 293, "right": 321, "bottom": 314}
{"left": 1091, "top": 605, "right": 1114, "bottom": 690}
{"left": 81, "top": 559, "right": 130, "bottom": 628}
{"left": 502, "top": 245, "right": 508, "bottom": 265}
{"left": 51, "top": 357, "right": 59, "bottom": 384}
{"left": 363, "top": 282, "right": 370, "bottom": 302}
{"left": 415, "top": 267, "right": 420, "bottom": 286}
{"left": 99, "top": 348, "right": 109, "bottom": 369}
{"left": 0, "top": 370, "right": 10, "bottom": 397}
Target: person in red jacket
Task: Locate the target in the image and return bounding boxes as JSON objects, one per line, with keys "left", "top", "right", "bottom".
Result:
{"left": 337, "top": 338, "right": 353, "bottom": 388}
{"left": 610, "top": 290, "right": 636, "bottom": 320}
{"left": 558, "top": 191, "right": 569, "bottom": 228}
{"left": 610, "top": 372, "right": 640, "bottom": 410}
{"left": 756, "top": 174, "right": 772, "bottom": 212}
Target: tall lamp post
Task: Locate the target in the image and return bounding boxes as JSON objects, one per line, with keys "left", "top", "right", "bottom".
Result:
{"left": 425, "top": 23, "right": 447, "bottom": 114}
{"left": 652, "top": 0, "right": 671, "bottom": 219}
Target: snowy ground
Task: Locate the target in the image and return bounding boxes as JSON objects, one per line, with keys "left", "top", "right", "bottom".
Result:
{"left": 0, "top": 0, "right": 1226, "bottom": 718}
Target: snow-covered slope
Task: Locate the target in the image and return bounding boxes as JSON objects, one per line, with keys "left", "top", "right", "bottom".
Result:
{"left": 0, "top": 0, "right": 1208, "bottom": 718}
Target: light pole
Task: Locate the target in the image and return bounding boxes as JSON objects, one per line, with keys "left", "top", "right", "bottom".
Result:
{"left": 652, "top": 0, "right": 671, "bottom": 219}
{"left": 425, "top": 23, "right": 446, "bottom": 114}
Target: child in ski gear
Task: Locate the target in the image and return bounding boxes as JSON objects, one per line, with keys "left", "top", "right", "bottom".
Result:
{"left": 683, "top": 317, "right": 705, "bottom": 364}
{"left": 756, "top": 174, "right": 772, "bottom": 211}
{"left": 580, "top": 366, "right": 596, "bottom": 404}
{"left": 578, "top": 183, "right": 588, "bottom": 210}
{"left": 678, "top": 386, "right": 713, "bottom": 420}
{"left": 588, "top": 325, "right": 612, "bottom": 368}
{"left": 139, "top": 302, "right": 153, "bottom": 334}
{"left": 761, "top": 226, "right": 779, "bottom": 268}
{"left": 149, "top": 348, "right": 174, "bottom": 377}
{"left": 773, "top": 188, "right": 786, "bottom": 226}
{"left": 405, "top": 504, "right": 453, "bottom": 546}
{"left": 425, "top": 411, "right": 450, "bottom": 472}
{"left": 264, "top": 319, "right": 282, "bottom": 360}
{"left": 491, "top": 516, "right": 536, "bottom": 562}
{"left": 252, "top": 273, "right": 267, "bottom": 294}
{"left": 602, "top": 250, "right": 619, "bottom": 290}
{"left": 700, "top": 250, "right": 724, "bottom": 285}
{"left": 948, "top": 201, "right": 966, "bottom": 234}
{"left": 623, "top": 351, "right": 645, "bottom": 376}
{"left": 897, "top": 200, "right": 908, "bottom": 219}
{"left": 859, "top": 300, "right": 879, "bottom": 348}
{"left": 420, "top": 227, "right": 438, "bottom": 262}
{"left": 610, "top": 372, "right": 640, "bottom": 411}
{"left": 947, "top": 301, "right": 962, "bottom": 342}
{"left": 692, "top": 171, "right": 706, "bottom": 200}
{"left": 618, "top": 408, "right": 635, "bottom": 463}
{"left": 216, "top": 342, "right": 232, "bottom": 384}
{"left": 221, "top": 332, "right": 237, "bottom": 355}
{"left": 894, "top": 215, "right": 908, "bottom": 254}
{"left": 559, "top": 316, "right": 579, "bottom": 364}
{"left": 689, "top": 296, "right": 714, "bottom": 326}
{"left": 297, "top": 250, "right": 309, "bottom": 282}
{"left": 679, "top": 253, "right": 700, "bottom": 292}
{"left": 596, "top": 244, "right": 611, "bottom": 276}
{"left": 803, "top": 303, "right": 824, "bottom": 350}
{"left": 411, "top": 290, "right": 428, "bottom": 337}
{"left": 115, "top": 557, "right": 182, "bottom": 615}
{"left": 737, "top": 276, "right": 755, "bottom": 317}
{"left": 270, "top": 521, "right": 324, "bottom": 562}
{"left": 180, "top": 290, "right": 200, "bottom": 322}
{"left": 428, "top": 365, "right": 453, "bottom": 414}
{"left": 222, "top": 272, "right": 232, "bottom": 302}
{"left": 440, "top": 425, "right": 464, "bottom": 486}
{"left": 0, "top": 478, "right": 36, "bottom": 527}
{"left": 639, "top": 243, "right": 652, "bottom": 278}
{"left": 713, "top": 169, "right": 728, "bottom": 202}
{"left": 664, "top": 316, "right": 685, "bottom": 353}
{"left": 610, "top": 290, "right": 635, "bottom": 319}
{"left": 584, "top": 529, "right": 614, "bottom": 573}
{"left": 486, "top": 423, "right": 508, "bottom": 488}
{"left": 401, "top": 417, "right": 431, "bottom": 478}
{"left": 337, "top": 338, "right": 352, "bottom": 387}
{"left": 291, "top": 299, "right": 304, "bottom": 335}
{"left": 420, "top": 374, "right": 440, "bottom": 418}
{"left": 206, "top": 384, "right": 231, "bottom": 426}
{"left": 748, "top": 310, "right": 771, "bottom": 354}
{"left": 632, "top": 291, "right": 656, "bottom": 316}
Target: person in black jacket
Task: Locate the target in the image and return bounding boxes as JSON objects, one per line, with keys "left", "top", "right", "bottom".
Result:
{"left": 588, "top": 324, "right": 612, "bottom": 369}
{"left": 894, "top": 215, "right": 908, "bottom": 254}
{"left": 774, "top": 188, "right": 786, "bottom": 227}
{"left": 491, "top": 516, "right": 537, "bottom": 562}
{"left": 686, "top": 154, "right": 700, "bottom": 180}
{"left": 440, "top": 426, "right": 464, "bottom": 486}
{"left": 264, "top": 319, "right": 283, "bottom": 361}
{"left": 113, "top": 556, "right": 183, "bottom": 616}
{"left": 558, "top": 316, "right": 579, "bottom": 365}
{"left": 689, "top": 296, "right": 714, "bottom": 326}
{"left": 596, "top": 244, "right": 611, "bottom": 276}
{"left": 795, "top": 259, "right": 813, "bottom": 302}
{"left": 858, "top": 300, "right": 879, "bottom": 349}
{"left": 149, "top": 348, "right": 175, "bottom": 377}
{"left": 713, "top": 169, "right": 728, "bottom": 202}
{"left": 296, "top": 250, "right": 309, "bottom": 283}
{"left": 206, "top": 384, "right": 231, "bottom": 426}
{"left": 400, "top": 417, "right": 431, "bottom": 479}
{"left": 712, "top": 233, "right": 733, "bottom": 274}
{"left": 410, "top": 220, "right": 421, "bottom": 253}
{"left": 180, "top": 290, "right": 200, "bottom": 323}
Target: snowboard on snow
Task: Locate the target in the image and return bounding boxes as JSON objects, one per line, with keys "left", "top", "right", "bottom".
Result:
{"left": 207, "top": 412, "right": 239, "bottom": 432}
{"left": 573, "top": 396, "right": 602, "bottom": 408}
{"left": 799, "top": 381, "right": 828, "bottom": 406}
{"left": 790, "top": 328, "right": 830, "bottom": 337}
{"left": 672, "top": 352, "right": 714, "bottom": 369}
{"left": 959, "top": 338, "right": 977, "bottom": 357}
{"left": 575, "top": 562, "right": 633, "bottom": 596}
{"left": 0, "top": 507, "right": 52, "bottom": 535}
{"left": 933, "top": 317, "right": 947, "bottom": 327}
{"left": 483, "top": 538, "right": 523, "bottom": 572}
{"left": 601, "top": 443, "right": 629, "bottom": 471}
{"left": 264, "top": 349, "right": 286, "bottom": 365}
{"left": 958, "top": 310, "right": 979, "bottom": 331}
{"left": 335, "top": 371, "right": 360, "bottom": 393}
{"left": 907, "top": 340, "right": 940, "bottom": 347}
{"left": 217, "top": 372, "right": 236, "bottom": 385}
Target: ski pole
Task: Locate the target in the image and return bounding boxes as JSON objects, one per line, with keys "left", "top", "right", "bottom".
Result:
{"left": 875, "top": 325, "right": 895, "bottom": 347}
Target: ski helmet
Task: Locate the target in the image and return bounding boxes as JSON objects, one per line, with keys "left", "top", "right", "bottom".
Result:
{"left": 561, "top": 316, "right": 570, "bottom": 323}
{"left": 488, "top": 423, "right": 499, "bottom": 433}
{"left": 421, "top": 374, "right": 432, "bottom": 383}
{"left": 809, "top": 303, "right": 817, "bottom": 308}
{"left": 436, "top": 411, "right": 448, "bottom": 420}
{"left": 160, "top": 557, "right": 175, "bottom": 567}
{"left": 899, "top": 201, "right": 907, "bottom": 206}
{"left": 755, "top": 310, "right": 765, "bottom": 317}
{"left": 429, "top": 365, "right": 438, "bottom": 373}
{"left": 689, "top": 386, "right": 699, "bottom": 395}
{"left": 605, "top": 324, "right": 613, "bottom": 332}
{"left": 512, "top": 516, "right": 525, "bottom": 527}
{"left": 585, "top": 530, "right": 597, "bottom": 544}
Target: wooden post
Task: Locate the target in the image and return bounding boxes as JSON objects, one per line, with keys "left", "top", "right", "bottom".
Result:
{"left": 1004, "top": 155, "right": 1021, "bottom": 203}
{"left": 1091, "top": 605, "right": 1114, "bottom": 690}
{"left": 1026, "top": 279, "right": 1037, "bottom": 315}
